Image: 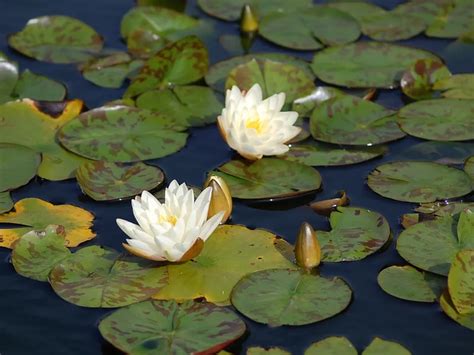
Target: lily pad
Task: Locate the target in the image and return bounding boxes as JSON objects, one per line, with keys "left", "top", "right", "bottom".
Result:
{"left": 318, "top": 206, "right": 391, "bottom": 262}
{"left": 99, "top": 299, "right": 245, "bottom": 353}
{"left": 135, "top": 85, "right": 222, "bottom": 127}
{"left": 13, "top": 69, "right": 67, "bottom": 101}
{"left": 0, "top": 55, "right": 18, "bottom": 103}
{"left": 377, "top": 265, "right": 446, "bottom": 302}
{"left": 0, "top": 143, "right": 40, "bottom": 192}
{"left": 433, "top": 74, "right": 474, "bottom": 99}
{"left": 8, "top": 15, "right": 103, "bottom": 63}
{"left": 362, "top": 338, "right": 411, "bottom": 355}
{"left": 58, "top": 105, "right": 188, "bottom": 162}
{"left": 440, "top": 290, "right": 474, "bottom": 330}
{"left": 0, "top": 198, "right": 95, "bottom": 249}
{"left": 12, "top": 225, "right": 71, "bottom": 281}
{"left": 327, "top": 2, "right": 386, "bottom": 23}
{"left": 124, "top": 36, "right": 208, "bottom": 98}
{"left": 448, "top": 249, "right": 474, "bottom": 314}
{"left": 231, "top": 268, "right": 352, "bottom": 326}
{"left": 0, "top": 192, "right": 13, "bottom": 214}
{"left": 153, "top": 225, "right": 296, "bottom": 305}
{"left": 310, "top": 95, "right": 404, "bottom": 146}
{"left": 393, "top": 0, "right": 453, "bottom": 27}
{"left": 401, "top": 59, "right": 451, "bottom": 100}
{"left": 210, "top": 158, "right": 322, "bottom": 200}
{"left": 398, "top": 99, "right": 474, "bottom": 141}
{"left": 304, "top": 337, "right": 357, "bottom": 355}
{"left": 360, "top": 13, "right": 425, "bottom": 41}
{"left": 367, "top": 161, "right": 472, "bottom": 203}
{"left": 76, "top": 161, "right": 164, "bottom": 201}
{"left": 465, "top": 156, "right": 474, "bottom": 181}
{"left": 49, "top": 246, "right": 168, "bottom": 308}
{"left": 311, "top": 42, "right": 440, "bottom": 88}
{"left": 395, "top": 141, "right": 474, "bottom": 165}
{"left": 279, "top": 141, "right": 387, "bottom": 166}
{"left": 248, "top": 347, "right": 291, "bottom": 355}
{"left": 397, "top": 210, "right": 474, "bottom": 276}
{"left": 426, "top": 0, "right": 474, "bottom": 38}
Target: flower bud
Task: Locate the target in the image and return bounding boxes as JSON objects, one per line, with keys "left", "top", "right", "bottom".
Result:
{"left": 204, "top": 175, "right": 233, "bottom": 223}
{"left": 240, "top": 4, "right": 259, "bottom": 33}
{"left": 294, "top": 222, "right": 321, "bottom": 271}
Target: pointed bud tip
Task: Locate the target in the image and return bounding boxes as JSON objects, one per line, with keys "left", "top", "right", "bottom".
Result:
{"left": 241, "top": 4, "right": 259, "bottom": 33}
{"left": 295, "top": 222, "right": 321, "bottom": 271}
{"left": 204, "top": 175, "right": 233, "bottom": 223}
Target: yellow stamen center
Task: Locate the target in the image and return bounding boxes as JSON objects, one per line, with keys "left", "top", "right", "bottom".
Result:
{"left": 159, "top": 214, "right": 177, "bottom": 225}
{"left": 245, "top": 117, "right": 265, "bottom": 134}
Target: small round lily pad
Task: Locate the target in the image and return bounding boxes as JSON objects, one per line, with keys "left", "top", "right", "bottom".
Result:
{"left": 0, "top": 143, "right": 40, "bottom": 192}
{"left": 401, "top": 59, "right": 451, "bottom": 100}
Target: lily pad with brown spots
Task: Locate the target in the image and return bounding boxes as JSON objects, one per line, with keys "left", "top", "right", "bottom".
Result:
{"left": 304, "top": 337, "right": 357, "bottom": 355}
{"left": 99, "top": 299, "right": 245, "bottom": 354}
{"left": 0, "top": 192, "right": 13, "bottom": 214}
{"left": 398, "top": 99, "right": 474, "bottom": 141}
{"left": 440, "top": 290, "right": 474, "bottom": 330}
{"left": 426, "top": 0, "right": 474, "bottom": 38}
{"left": 58, "top": 105, "right": 188, "bottom": 162}
{"left": 310, "top": 95, "right": 404, "bottom": 146}
{"left": 360, "top": 13, "right": 425, "bottom": 41}
{"left": 0, "top": 143, "right": 40, "bottom": 192}
{"left": 362, "top": 338, "right": 411, "bottom": 355}
{"left": 231, "top": 269, "right": 352, "bottom": 326}
{"left": 393, "top": 0, "right": 453, "bottom": 27}
{"left": 433, "top": 74, "right": 474, "bottom": 99}
{"left": 401, "top": 59, "right": 451, "bottom": 100}
{"left": 76, "top": 161, "right": 164, "bottom": 201}
{"left": 8, "top": 16, "right": 103, "bottom": 63}
{"left": 209, "top": 158, "right": 322, "bottom": 200}
{"left": 367, "top": 161, "right": 472, "bottom": 203}
{"left": 49, "top": 246, "right": 168, "bottom": 308}
{"left": 448, "top": 249, "right": 474, "bottom": 314}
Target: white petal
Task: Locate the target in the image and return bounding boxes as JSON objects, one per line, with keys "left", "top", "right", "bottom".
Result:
{"left": 199, "top": 212, "right": 224, "bottom": 241}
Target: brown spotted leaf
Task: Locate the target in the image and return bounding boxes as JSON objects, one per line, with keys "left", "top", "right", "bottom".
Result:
{"left": 401, "top": 59, "right": 451, "bottom": 100}
{"left": 448, "top": 249, "right": 474, "bottom": 314}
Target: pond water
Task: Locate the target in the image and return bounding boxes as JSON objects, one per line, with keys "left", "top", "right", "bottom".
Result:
{"left": 0, "top": 0, "right": 473, "bottom": 354}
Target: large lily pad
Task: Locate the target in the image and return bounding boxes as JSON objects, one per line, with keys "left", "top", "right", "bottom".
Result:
{"left": 49, "top": 246, "right": 168, "bottom": 308}
{"left": 304, "top": 337, "right": 357, "bottom": 355}
{"left": 99, "top": 299, "right": 245, "bottom": 354}
{"left": 8, "top": 16, "right": 103, "bottom": 63}
{"left": 426, "top": 0, "right": 474, "bottom": 38}
{"left": 210, "top": 158, "right": 322, "bottom": 200}
{"left": 448, "top": 249, "right": 474, "bottom": 314}
{"left": 311, "top": 42, "right": 439, "bottom": 88}
{"left": 440, "top": 290, "right": 474, "bottom": 330}
{"left": 318, "top": 207, "right": 391, "bottom": 262}
{"left": 231, "top": 268, "right": 352, "bottom": 326}
{"left": 153, "top": 225, "right": 296, "bottom": 305}
{"left": 76, "top": 161, "right": 164, "bottom": 201}
{"left": 433, "top": 74, "right": 474, "bottom": 99}
{"left": 360, "top": 13, "right": 425, "bottom": 41}
{"left": 401, "top": 59, "right": 451, "bottom": 100}
{"left": 12, "top": 225, "right": 71, "bottom": 281}
{"left": 398, "top": 99, "right": 474, "bottom": 141}
{"left": 362, "top": 338, "right": 411, "bottom": 355}
{"left": 58, "top": 106, "right": 188, "bottom": 162}
{"left": 124, "top": 36, "right": 208, "bottom": 98}
{"left": 0, "top": 143, "right": 40, "bottom": 192}
{"left": 0, "top": 198, "right": 95, "bottom": 249}
{"left": 310, "top": 95, "right": 404, "bottom": 146}
{"left": 367, "top": 161, "right": 472, "bottom": 203}
{"left": 0, "top": 192, "right": 13, "bottom": 214}
{"left": 377, "top": 265, "right": 445, "bottom": 302}
{"left": 393, "top": 0, "right": 453, "bottom": 27}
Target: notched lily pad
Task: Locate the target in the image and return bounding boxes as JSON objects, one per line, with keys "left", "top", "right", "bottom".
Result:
{"left": 401, "top": 59, "right": 451, "bottom": 100}
{"left": 448, "top": 249, "right": 474, "bottom": 314}
{"left": 11, "top": 69, "right": 67, "bottom": 102}
{"left": 362, "top": 338, "right": 411, "bottom": 355}
{"left": 0, "top": 143, "right": 40, "bottom": 192}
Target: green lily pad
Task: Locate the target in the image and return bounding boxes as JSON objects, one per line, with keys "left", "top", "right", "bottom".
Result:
{"left": 0, "top": 192, "right": 13, "bottom": 214}
{"left": 377, "top": 265, "right": 446, "bottom": 302}
{"left": 426, "top": 0, "right": 474, "bottom": 38}
{"left": 0, "top": 143, "right": 40, "bottom": 192}
{"left": 318, "top": 206, "right": 391, "bottom": 262}
{"left": 327, "top": 2, "right": 386, "bottom": 23}
{"left": 49, "top": 245, "right": 168, "bottom": 308}
{"left": 362, "top": 338, "right": 411, "bottom": 355}
{"left": 8, "top": 15, "right": 103, "bottom": 63}
{"left": 398, "top": 99, "right": 474, "bottom": 141}
{"left": 465, "top": 156, "right": 474, "bottom": 181}
{"left": 58, "top": 105, "right": 188, "bottom": 162}
{"left": 153, "top": 225, "right": 296, "bottom": 305}
{"left": 448, "top": 249, "right": 474, "bottom": 314}
{"left": 401, "top": 59, "right": 451, "bottom": 100}
{"left": 206, "top": 53, "right": 313, "bottom": 92}
{"left": 135, "top": 85, "right": 222, "bottom": 127}
{"left": 136, "top": 0, "right": 186, "bottom": 11}
{"left": 393, "top": 0, "right": 453, "bottom": 27}
{"left": 440, "top": 290, "right": 474, "bottom": 330}
{"left": 12, "top": 225, "right": 71, "bottom": 282}
{"left": 226, "top": 59, "right": 315, "bottom": 105}
{"left": 99, "top": 300, "right": 246, "bottom": 354}
{"left": 397, "top": 210, "right": 474, "bottom": 276}
{"left": 433, "top": 74, "right": 474, "bottom": 99}
{"left": 0, "top": 55, "right": 18, "bottom": 103}
{"left": 124, "top": 36, "right": 208, "bottom": 98}
{"left": 304, "top": 337, "right": 357, "bottom": 355}
{"left": 360, "top": 13, "right": 425, "bottom": 41}
{"left": 210, "top": 158, "right": 321, "bottom": 200}
{"left": 395, "top": 141, "right": 474, "bottom": 165}
{"left": 311, "top": 42, "right": 440, "bottom": 88}
{"left": 310, "top": 95, "right": 404, "bottom": 146}
{"left": 368, "top": 161, "right": 472, "bottom": 203}
{"left": 248, "top": 347, "right": 291, "bottom": 355}
{"left": 259, "top": 6, "right": 360, "bottom": 50}
{"left": 231, "top": 268, "right": 352, "bottom": 326}
{"left": 13, "top": 69, "right": 67, "bottom": 101}
{"left": 76, "top": 161, "right": 164, "bottom": 201}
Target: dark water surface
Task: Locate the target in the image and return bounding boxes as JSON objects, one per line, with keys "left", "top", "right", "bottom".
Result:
{"left": 1, "top": 0, "right": 473, "bottom": 354}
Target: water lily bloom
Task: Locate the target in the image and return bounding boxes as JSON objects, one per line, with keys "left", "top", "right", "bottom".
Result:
{"left": 217, "top": 83, "right": 301, "bottom": 160}
{"left": 116, "top": 180, "right": 224, "bottom": 262}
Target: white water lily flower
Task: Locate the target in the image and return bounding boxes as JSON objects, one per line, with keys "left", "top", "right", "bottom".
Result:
{"left": 217, "top": 83, "right": 301, "bottom": 160}
{"left": 116, "top": 180, "right": 224, "bottom": 262}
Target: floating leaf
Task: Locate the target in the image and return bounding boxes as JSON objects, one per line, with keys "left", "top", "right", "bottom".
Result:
{"left": 8, "top": 16, "right": 103, "bottom": 63}
{"left": 311, "top": 42, "right": 439, "bottom": 88}
{"left": 210, "top": 158, "right": 321, "bottom": 200}
{"left": 49, "top": 246, "right": 168, "bottom": 308}
{"left": 304, "top": 336, "right": 357, "bottom": 355}
{"left": 433, "top": 74, "right": 474, "bottom": 99}
{"left": 153, "top": 225, "right": 296, "bottom": 305}
{"left": 448, "top": 249, "right": 474, "bottom": 314}
{"left": 0, "top": 192, "right": 13, "bottom": 214}
{"left": 368, "top": 161, "right": 472, "bottom": 203}
{"left": 401, "top": 59, "right": 451, "bottom": 100}
{"left": 395, "top": 141, "right": 474, "bottom": 165}
{"left": 76, "top": 161, "right": 164, "bottom": 201}
{"left": 58, "top": 105, "right": 188, "bottom": 162}
{"left": 12, "top": 225, "right": 71, "bottom": 281}
{"left": 124, "top": 36, "right": 208, "bottom": 98}
{"left": 465, "top": 156, "right": 474, "bottom": 181}
{"left": 99, "top": 300, "right": 245, "bottom": 353}
{"left": 136, "top": 0, "right": 186, "bottom": 11}
{"left": 377, "top": 265, "right": 445, "bottom": 302}
{"left": 136, "top": 85, "right": 222, "bottom": 127}
{"left": 231, "top": 268, "right": 352, "bottom": 326}
{"left": 0, "top": 143, "right": 40, "bottom": 192}
{"left": 318, "top": 206, "right": 391, "bottom": 262}
{"left": 13, "top": 69, "right": 67, "bottom": 101}
{"left": 426, "top": 0, "right": 474, "bottom": 38}
{"left": 0, "top": 55, "right": 18, "bottom": 103}
{"left": 248, "top": 347, "right": 291, "bottom": 355}
{"left": 310, "top": 95, "right": 404, "bottom": 146}
{"left": 393, "top": 0, "right": 453, "bottom": 26}
{"left": 360, "top": 13, "right": 425, "bottom": 41}
{"left": 440, "top": 290, "right": 474, "bottom": 330}
{"left": 327, "top": 2, "right": 386, "bottom": 23}
{"left": 362, "top": 338, "right": 411, "bottom": 355}
{"left": 398, "top": 99, "right": 474, "bottom": 141}
{"left": 0, "top": 198, "right": 95, "bottom": 249}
